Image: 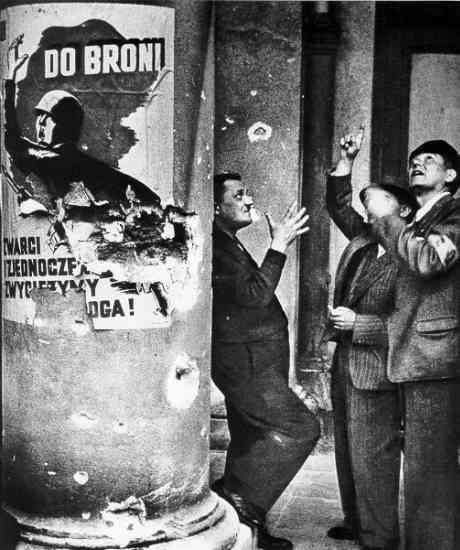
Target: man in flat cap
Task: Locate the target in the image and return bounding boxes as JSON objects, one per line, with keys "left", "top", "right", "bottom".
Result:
{"left": 372, "top": 139, "right": 460, "bottom": 550}
{"left": 325, "top": 127, "right": 418, "bottom": 550}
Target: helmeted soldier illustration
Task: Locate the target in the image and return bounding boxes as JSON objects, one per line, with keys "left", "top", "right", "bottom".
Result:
{"left": 4, "top": 45, "right": 162, "bottom": 221}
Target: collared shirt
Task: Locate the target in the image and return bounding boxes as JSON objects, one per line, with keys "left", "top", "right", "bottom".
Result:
{"left": 414, "top": 191, "right": 451, "bottom": 223}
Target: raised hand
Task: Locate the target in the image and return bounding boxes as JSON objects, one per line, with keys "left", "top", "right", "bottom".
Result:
{"left": 265, "top": 200, "right": 310, "bottom": 254}
{"left": 339, "top": 125, "right": 365, "bottom": 162}
{"left": 331, "top": 125, "right": 365, "bottom": 177}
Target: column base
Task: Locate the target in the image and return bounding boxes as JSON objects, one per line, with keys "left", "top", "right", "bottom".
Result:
{"left": 5, "top": 495, "right": 251, "bottom": 550}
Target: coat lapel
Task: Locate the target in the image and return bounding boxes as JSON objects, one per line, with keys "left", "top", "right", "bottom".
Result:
{"left": 334, "top": 233, "right": 373, "bottom": 305}
{"left": 213, "top": 226, "right": 255, "bottom": 267}
{"left": 413, "top": 194, "right": 455, "bottom": 237}
{"left": 347, "top": 251, "right": 393, "bottom": 307}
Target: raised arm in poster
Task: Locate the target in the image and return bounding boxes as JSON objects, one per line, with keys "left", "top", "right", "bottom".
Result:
{"left": 1, "top": 5, "right": 201, "bottom": 329}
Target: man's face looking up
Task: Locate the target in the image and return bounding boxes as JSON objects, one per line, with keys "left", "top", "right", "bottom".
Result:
{"left": 216, "top": 179, "right": 254, "bottom": 232}
{"left": 408, "top": 152, "right": 456, "bottom": 194}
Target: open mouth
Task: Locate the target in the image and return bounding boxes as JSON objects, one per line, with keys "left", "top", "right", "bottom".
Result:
{"left": 411, "top": 169, "right": 424, "bottom": 177}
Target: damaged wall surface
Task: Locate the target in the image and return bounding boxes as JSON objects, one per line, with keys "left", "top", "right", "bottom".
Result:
{"left": 214, "top": 1, "right": 303, "bottom": 382}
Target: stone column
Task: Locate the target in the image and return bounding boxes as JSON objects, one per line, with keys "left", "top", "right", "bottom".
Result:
{"left": 297, "top": 1, "right": 339, "bottom": 396}
{"left": 0, "top": 1, "right": 247, "bottom": 548}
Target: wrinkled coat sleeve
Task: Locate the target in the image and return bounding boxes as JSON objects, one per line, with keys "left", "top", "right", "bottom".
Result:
{"left": 213, "top": 247, "right": 286, "bottom": 308}
{"left": 326, "top": 173, "right": 367, "bottom": 240}
{"left": 374, "top": 206, "right": 460, "bottom": 279}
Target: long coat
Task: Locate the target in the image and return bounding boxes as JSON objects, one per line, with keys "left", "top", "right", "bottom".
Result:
{"left": 211, "top": 224, "right": 319, "bottom": 513}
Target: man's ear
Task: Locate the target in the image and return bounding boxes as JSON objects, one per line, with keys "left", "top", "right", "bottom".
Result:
{"left": 446, "top": 168, "right": 457, "bottom": 184}
{"left": 399, "top": 204, "right": 412, "bottom": 219}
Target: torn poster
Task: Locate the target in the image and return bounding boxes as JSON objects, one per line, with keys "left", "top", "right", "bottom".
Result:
{"left": 1, "top": 3, "right": 202, "bottom": 329}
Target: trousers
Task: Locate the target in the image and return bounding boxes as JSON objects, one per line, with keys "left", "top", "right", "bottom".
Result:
{"left": 212, "top": 336, "right": 320, "bottom": 512}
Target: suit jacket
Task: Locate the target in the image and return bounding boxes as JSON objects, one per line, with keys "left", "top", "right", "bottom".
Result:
{"left": 374, "top": 193, "right": 460, "bottom": 382}
{"left": 327, "top": 174, "right": 398, "bottom": 391}
{"left": 212, "top": 225, "right": 288, "bottom": 343}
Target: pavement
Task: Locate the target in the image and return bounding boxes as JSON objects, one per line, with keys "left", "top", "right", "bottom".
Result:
{"left": 1, "top": 452, "right": 358, "bottom": 550}
{"left": 266, "top": 452, "right": 357, "bottom": 550}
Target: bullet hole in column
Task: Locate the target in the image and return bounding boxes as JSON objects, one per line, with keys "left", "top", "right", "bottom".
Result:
{"left": 248, "top": 121, "right": 272, "bottom": 143}
{"left": 113, "top": 420, "right": 128, "bottom": 434}
{"left": 71, "top": 411, "right": 98, "bottom": 429}
{"left": 165, "top": 353, "right": 200, "bottom": 410}
{"left": 73, "top": 471, "right": 89, "bottom": 485}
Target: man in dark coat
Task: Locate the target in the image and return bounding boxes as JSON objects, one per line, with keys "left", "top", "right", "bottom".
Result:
{"left": 325, "top": 128, "right": 418, "bottom": 550}
{"left": 373, "top": 139, "right": 460, "bottom": 550}
{"left": 211, "top": 172, "right": 320, "bottom": 550}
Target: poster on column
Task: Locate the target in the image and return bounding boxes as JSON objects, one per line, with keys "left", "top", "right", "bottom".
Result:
{"left": 1, "top": 3, "right": 201, "bottom": 330}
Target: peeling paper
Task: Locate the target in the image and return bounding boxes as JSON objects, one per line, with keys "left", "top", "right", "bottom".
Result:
{"left": 248, "top": 121, "right": 272, "bottom": 143}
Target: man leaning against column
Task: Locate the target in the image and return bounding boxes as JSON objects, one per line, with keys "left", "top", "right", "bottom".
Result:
{"left": 211, "top": 172, "right": 320, "bottom": 550}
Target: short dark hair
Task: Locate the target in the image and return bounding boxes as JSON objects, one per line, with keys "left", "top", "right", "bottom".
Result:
{"left": 213, "top": 172, "right": 241, "bottom": 203}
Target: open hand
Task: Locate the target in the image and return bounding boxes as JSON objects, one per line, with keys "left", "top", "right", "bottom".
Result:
{"left": 265, "top": 200, "right": 310, "bottom": 254}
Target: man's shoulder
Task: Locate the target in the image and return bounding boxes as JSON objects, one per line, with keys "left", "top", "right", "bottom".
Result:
{"left": 212, "top": 228, "right": 239, "bottom": 260}
{"left": 420, "top": 194, "right": 460, "bottom": 226}
{"left": 347, "top": 230, "right": 374, "bottom": 249}
{"left": 446, "top": 195, "right": 460, "bottom": 214}
{"left": 213, "top": 227, "right": 231, "bottom": 248}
